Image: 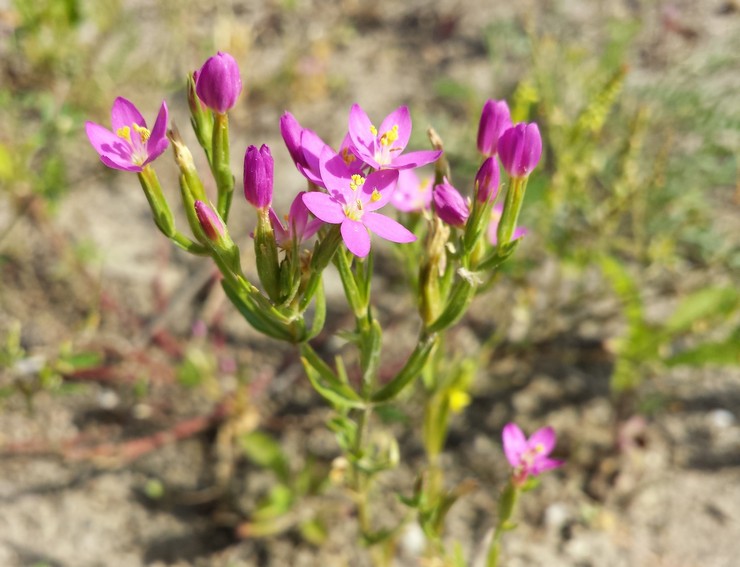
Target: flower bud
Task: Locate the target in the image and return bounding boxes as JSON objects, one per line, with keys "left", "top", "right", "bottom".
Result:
{"left": 280, "top": 111, "right": 308, "bottom": 168}
{"left": 498, "top": 122, "right": 542, "bottom": 179}
{"left": 477, "top": 99, "right": 512, "bottom": 156}
{"left": 432, "top": 179, "right": 469, "bottom": 228}
{"left": 194, "top": 200, "right": 226, "bottom": 243}
{"left": 195, "top": 52, "right": 242, "bottom": 114}
{"left": 474, "top": 157, "right": 500, "bottom": 203}
{"left": 243, "top": 144, "right": 274, "bottom": 209}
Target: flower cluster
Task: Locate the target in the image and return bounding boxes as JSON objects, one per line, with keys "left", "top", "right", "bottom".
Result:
{"left": 84, "top": 50, "right": 562, "bottom": 566}
{"left": 430, "top": 98, "right": 542, "bottom": 248}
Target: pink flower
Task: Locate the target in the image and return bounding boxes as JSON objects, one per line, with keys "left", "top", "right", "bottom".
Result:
{"left": 347, "top": 104, "right": 441, "bottom": 170}
{"left": 391, "top": 168, "right": 432, "bottom": 213}
{"left": 195, "top": 51, "right": 242, "bottom": 114}
{"left": 502, "top": 423, "right": 563, "bottom": 484}
{"left": 302, "top": 149, "right": 416, "bottom": 258}
{"left": 85, "top": 97, "right": 169, "bottom": 172}
{"left": 488, "top": 203, "right": 527, "bottom": 245}
{"left": 498, "top": 123, "right": 542, "bottom": 179}
{"left": 269, "top": 192, "right": 322, "bottom": 250}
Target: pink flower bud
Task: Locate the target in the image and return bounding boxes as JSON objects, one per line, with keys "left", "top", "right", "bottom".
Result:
{"left": 475, "top": 157, "right": 500, "bottom": 203}
{"left": 432, "top": 179, "right": 470, "bottom": 228}
{"left": 195, "top": 52, "right": 242, "bottom": 114}
{"left": 498, "top": 123, "right": 542, "bottom": 179}
{"left": 477, "top": 99, "right": 512, "bottom": 156}
{"left": 243, "top": 144, "right": 274, "bottom": 209}
{"left": 279, "top": 111, "right": 308, "bottom": 168}
{"left": 194, "top": 200, "right": 226, "bottom": 242}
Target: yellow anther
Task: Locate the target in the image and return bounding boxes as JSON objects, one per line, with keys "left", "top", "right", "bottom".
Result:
{"left": 349, "top": 174, "right": 366, "bottom": 192}
{"left": 380, "top": 125, "right": 399, "bottom": 147}
{"left": 369, "top": 124, "right": 378, "bottom": 136}
{"left": 370, "top": 189, "right": 381, "bottom": 202}
{"left": 535, "top": 443, "right": 545, "bottom": 453}
{"left": 116, "top": 126, "right": 132, "bottom": 142}
{"left": 132, "top": 123, "right": 151, "bottom": 143}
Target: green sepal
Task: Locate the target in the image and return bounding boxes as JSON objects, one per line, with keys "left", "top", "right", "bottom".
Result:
{"left": 426, "top": 276, "right": 477, "bottom": 334}
{"left": 254, "top": 208, "right": 281, "bottom": 303}
{"left": 299, "top": 344, "right": 365, "bottom": 409}
{"left": 220, "top": 278, "right": 295, "bottom": 342}
{"left": 137, "top": 167, "right": 176, "bottom": 238}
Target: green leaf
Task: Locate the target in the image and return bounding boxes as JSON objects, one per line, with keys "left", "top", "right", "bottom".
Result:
{"left": 666, "top": 331, "right": 740, "bottom": 367}
{"left": 664, "top": 287, "right": 739, "bottom": 334}
{"left": 239, "top": 431, "right": 290, "bottom": 483}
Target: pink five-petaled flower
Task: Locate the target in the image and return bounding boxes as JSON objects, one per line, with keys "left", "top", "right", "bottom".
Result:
{"left": 502, "top": 422, "right": 563, "bottom": 485}
{"left": 85, "top": 97, "right": 169, "bottom": 172}
{"left": 269, "top": 192, "right": 322, "bottom": 250}
{"left": 348, "top": 104, "right": 441, "bottom": 170}
{"left": 391, "top": 168, "right": 433, "bottom": 213}
{"left": 488, "top": 203, "right": 527, "bottom": 246}
{"left": 302, "top": 148, "right": 416, "bottom": 258}
{"left": 498, "top": 122, "right": 543, "bottom": 179}
{"left": 195, "top": 51, "right": 242, "bottom": 114}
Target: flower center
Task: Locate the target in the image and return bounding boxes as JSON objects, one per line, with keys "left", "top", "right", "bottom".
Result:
{"left": 373, "top": 124, "right": 400, "bottom": 167}
{"left": 117, "top": 123, "right": 151, "bottom": 165}
{"left": 343, "top": 198, "right": 364, "bottom": 221}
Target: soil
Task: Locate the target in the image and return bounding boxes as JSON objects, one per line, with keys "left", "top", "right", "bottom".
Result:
{"left": 1, "top": 1, "right": 739, "bottom": 566}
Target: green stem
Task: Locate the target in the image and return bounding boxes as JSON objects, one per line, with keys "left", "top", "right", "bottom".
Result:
{"left": 212, "top": 112, "right": 234, "bottom": 222}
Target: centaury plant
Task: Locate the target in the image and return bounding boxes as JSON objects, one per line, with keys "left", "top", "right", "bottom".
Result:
{"left": 85, "top": 51, "right": 563, "bottom": 565}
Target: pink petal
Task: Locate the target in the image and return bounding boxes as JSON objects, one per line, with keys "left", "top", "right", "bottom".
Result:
{"left": 303, "top": 218, "right": 323, "bottom": 241}
{"left": 339, "top": 132, "right": 367, "bottom": 173}
{"left": 528, "top": 426, "right": 557, "bottom": 455}
{"left": 110, "top": 97, "right": 146, "bottom": 131}
{"left": 531, "top": 457, "right": 564, "bottom": 475}
{"left": 502, "top": 423, "right": 527, "bottom": 468}
{"left": 362, "top": 212, "right": 416, "bottom": 243}
{"left": 85, "top": 121, "right": 135, "bottom": 171}
{"left": 378, "top": 106, "right": 411, "bottom": 152}
{"left": 300, "top": 129, "right": 330, "bottom": 186}
{"left": 319, "top": 148, "right": 355, "bottom": 198}
{"left": 362, "top": 169, "right": 399, "bottom": 211}
{"left": 269, "top": 208, "right": 288, "bottom": 241}
{"left": 302, "top": 192, "right": 345, "bottom": 224}
{"left": 146, "top": 100, "right": 169, "bottom": 160}
{"left": 100, "top": 155, "right": 142, "bottom": 172}
{"left": 391, "top": 149, "right": 442, "bottom": 170}
{"left": 348, "top": 104, "right": 376, "bottom": 165}
{"left": 341, "top": 219, "right": 371, "bottom": 257}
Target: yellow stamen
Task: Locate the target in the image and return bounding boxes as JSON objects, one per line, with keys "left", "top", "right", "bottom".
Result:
{"left": 369, "top": 124, "right": 378, "bottom": 136}
{"left": 132, "top": 123, "right": 151, "bottom": 143}
{"left": 116, "top": 126, "right": 132, "bottom": 142}
{"left": 370, "top": 189, "right": 381, "bottom": 202}
{"left": 380, "top": 124, "right": 399, "bottom": 147}
{"left": 349, "top": 174, "right": 365, "bottom": 192}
